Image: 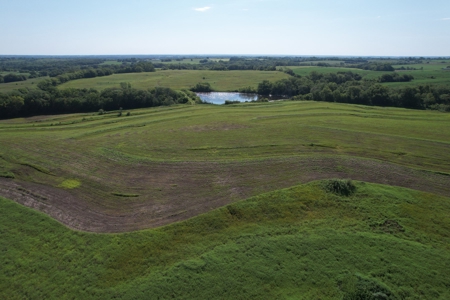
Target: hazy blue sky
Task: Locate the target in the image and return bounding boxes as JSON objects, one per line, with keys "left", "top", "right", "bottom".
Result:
{"left": 1, "top": 0, "right": 449, "bottom": 56}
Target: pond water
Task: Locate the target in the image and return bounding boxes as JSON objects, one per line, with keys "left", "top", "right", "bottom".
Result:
{"left": 196, "top": 92, "right": 258, "bottom": 104}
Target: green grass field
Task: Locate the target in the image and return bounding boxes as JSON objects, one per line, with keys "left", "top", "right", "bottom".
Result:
{"left": 286, "top": 66, "right": 372, "bottom": 77}
{"left": 99, "top": 60, "right": 124, "bottom": 66}
{"left": 1, "top": 180, "right": 449, "bottom": 299}
{"left": 288, "top": 62, "right": 450, "bottom": 88}
{"left": 1, "top": 101, "right": 449, "bottom": 299}
{"left": 58, "top": 70, "right": 290, "bottom": 91}
{"left": 385, "top": 63, "right": 450, "bottom": 87}
{"left": 0, "top": 77, "right": 45, "bottom": 93}
{"left": 156, "top": 58, "right": 231, "bottom": 64}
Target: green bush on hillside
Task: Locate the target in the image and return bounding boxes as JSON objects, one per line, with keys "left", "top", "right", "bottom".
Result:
{"left": 323, "top": 179, "right": 356, "bottom": 196}
{"left": 343, "top": 274, "right": 396, "bottom": 300}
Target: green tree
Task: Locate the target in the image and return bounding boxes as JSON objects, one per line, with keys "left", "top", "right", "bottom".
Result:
{"left": 257, "top": 80, "right": 273, "bottom": 95}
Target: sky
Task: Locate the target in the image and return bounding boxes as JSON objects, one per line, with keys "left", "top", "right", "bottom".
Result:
{"left": 0, "top": 0, "right": 449, "bottom": 56}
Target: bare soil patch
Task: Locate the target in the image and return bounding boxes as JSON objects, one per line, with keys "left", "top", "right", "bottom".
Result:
{"left": 1, "top": 156, "right": 449, "bottom": 233}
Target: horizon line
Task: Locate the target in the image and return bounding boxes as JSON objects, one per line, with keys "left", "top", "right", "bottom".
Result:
{"left": 1, "top": 54, "right": 450, "bottom": 58}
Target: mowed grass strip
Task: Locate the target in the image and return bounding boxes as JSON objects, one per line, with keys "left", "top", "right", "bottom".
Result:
{"left": 58, "top": 70, "right": 291, "bottom": 91}
{"left": 1, "top": 101, "right": 449, "bottom": 184}
{"left": 1, "top": 181, "right": 449, "bottom": 299}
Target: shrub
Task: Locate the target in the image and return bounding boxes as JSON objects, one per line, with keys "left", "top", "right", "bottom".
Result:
{"left": 224, "top": 100, "right": 241, "bottom": 105}
{"left": 343, "top": 275, "right": 396, "bottom": 300}
{"left": 190, "top": 82, "right": 213, "bottom": 92}
{"left": 322, "top": 179, "right": 356, "bottom": 196}
{"left": 0, "top": 171, "right": 15, "bottom": 179}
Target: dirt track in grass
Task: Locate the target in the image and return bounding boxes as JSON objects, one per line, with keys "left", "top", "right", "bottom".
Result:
{"left": 1, "top": 156, "right": 449, "bottom": 233}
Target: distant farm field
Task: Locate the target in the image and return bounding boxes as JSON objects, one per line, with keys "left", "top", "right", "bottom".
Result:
{"left": 287, "top": 66, "right": 371, "bottom": 77}
{"left": 0, "top": 77, "right": 45, "bottom": 93}
{"left": 156, "top": 58, "right": 231, "bottom": 64}
{"left": 288, "top": 62, "right": 450, "bottom": 87}
{"left": 386, "top": 63, "right": 450, "bottom": 87}
{"left": 59, "top": 70, "right": 291, "bottom": 91}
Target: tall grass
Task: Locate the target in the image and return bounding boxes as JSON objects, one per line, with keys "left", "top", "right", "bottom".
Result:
{"left": 1, "top": 181, "right": 449, "bottom": 299}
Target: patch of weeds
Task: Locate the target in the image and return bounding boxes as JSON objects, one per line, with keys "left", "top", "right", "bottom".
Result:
{"left": 0, "top": 171, "right": 15, "bottom": 179}
{"left": 429, "top": 170, "right": 450, "bottom": 177}
{"left": 371, "top": 220, "right": 405, "bottom": 234}
{"left": 390, "top": 151, "right": 407, "bottom": 156}
{"left": 20, "top": 163, "right": 53, "bottom": 175}
{"left": 342, "top": 274, "right": 397, "bottom": 300}
{"left": 322, "top": 179, "right": 356, "bottom": 196}
{"left": 111, "top": 192, "right": 140, "bottom": 197}
{"left": 227, "top": 205, "right": 242, "bottom": 219}
{"left": 307, "top": 143, "right": 337, "bottom": 149}
{"left": 17, "top": 187, "right": 47, "bottom": 201}
{"left": 58, "top": 179, "right": 81, "bottom": 189}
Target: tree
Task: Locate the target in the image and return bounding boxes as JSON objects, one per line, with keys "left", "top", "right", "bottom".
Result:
{"left": 399, "top": 87, "right": 422, "bottom": 109}
{"left": 3, "top": 73, "right": 27, "bottom": 83}
{"left": 320, "top": 86, "right": 334, "bottom": 102}
{"left": 257, "top": 80, "right": 273, "bottom": 95}
{"left": 2, "top": 96, "right": 24, "bottom": 117}
{"left": 366, "top": 85, "right": 391, "bottom": 106}
{"left": 190, "top": 82, "right": 212, "bottom": 92}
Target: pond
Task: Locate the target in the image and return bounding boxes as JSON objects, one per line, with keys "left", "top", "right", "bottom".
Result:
{"left": 195, "top": 92, "right": 290, "bottom": 104}
{"left": 195, "top": 92, "right": 259, "bottom": 104}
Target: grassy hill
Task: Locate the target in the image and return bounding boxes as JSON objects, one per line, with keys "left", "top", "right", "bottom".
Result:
{"left": 0, "top": 77, "right": 46, "bottom": 93}
{"left": 0, "top": 101, "right": 449, "bottom": 232}
{"left": 58, "top": 70, "right": 291, "bottom": 91}
{"left": 1, "top": 180, "right": 449, "bottom": 299}
{"left": 1, "top": 101, "right": 449, "bottom": 299}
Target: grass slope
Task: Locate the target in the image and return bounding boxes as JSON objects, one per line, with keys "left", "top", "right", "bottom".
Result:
{"left": 0, "top": 102, "right": 449, "bottom": 231}
{"left": 58, "top": 70, "right": 291, "bottom": 91}
{"left": 289, "top": 62, "right": 450, "bottom": 87}
{"left": 0, "top": 77, "right": 47, "bottom": 93}
{"left": 1, "top": 181, "right": 449, "bottom": 299}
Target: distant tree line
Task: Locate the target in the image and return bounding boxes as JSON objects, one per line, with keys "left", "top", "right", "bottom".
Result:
{"left": 2, "top": 56, "right": 447, "bottom": 86}
{"left": 152, "top": 58, "right": 413, "bottom": 72}
{"left": 0, "top": 57, "right": 155, "bottom": 83}
{"left": 351, "top": 63, "right": 395, "bottom": 72}
{"left": 0, "top": 57, "right": 104, "bottom": 74}
{"left": 34, "top": 62, "right": 156, "bottom": 88}
{"left": 153, "top": 59, "right": 277, "bottom": 71}
{"left": 257, "top": 71, "right": 450, "bottom": 111}
{"left": 1, "top": 56, "right": 448, "bottom": 76}
{"left": 0, "top": 73, "right": 28, "bottom": 83}
{"left": 395, "top": 66, "right": 421, "bottom": 71}
{"left": 379, "top": 73, "right": 414, "bottom": 83}
{"left": 0, "top": 84, "right": 201, "bottom": 119}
